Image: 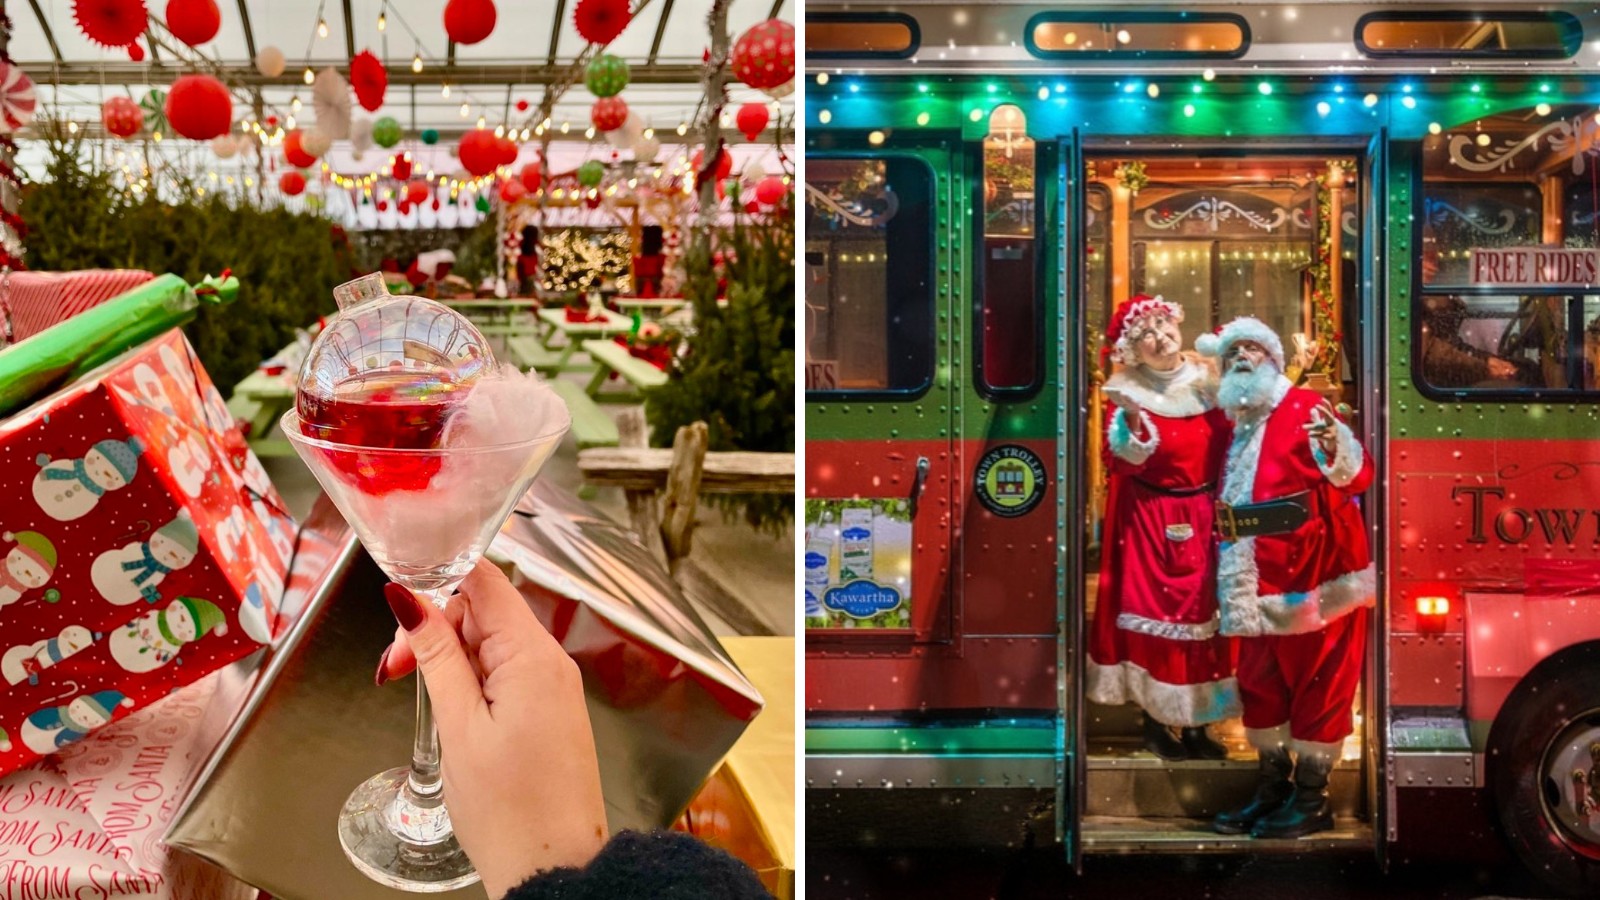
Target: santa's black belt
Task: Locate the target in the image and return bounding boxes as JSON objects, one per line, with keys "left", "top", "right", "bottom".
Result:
{"left": 1132, "top": 478, "right": 1215, "bottom": 498}
{"left": 1215, "top": 493, "right": 1310, "bottom": 541}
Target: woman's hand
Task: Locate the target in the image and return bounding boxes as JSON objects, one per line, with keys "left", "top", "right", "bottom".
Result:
{"left": 381, "top": 559, "right": 608, "bottom": 899}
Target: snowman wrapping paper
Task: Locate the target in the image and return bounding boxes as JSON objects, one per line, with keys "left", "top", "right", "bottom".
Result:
{"left": 0, "top": 329, "right": 296, "bottom": 778}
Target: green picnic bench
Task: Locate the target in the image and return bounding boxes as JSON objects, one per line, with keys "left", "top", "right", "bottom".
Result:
{"left": 506, "top": 335, "right": 568, "bottom": 373}
{"left": 548, "top": 378, "right": 618, "bottom": 450}
{"left": 581, "top": 338, "right": 669, "bottom": 403}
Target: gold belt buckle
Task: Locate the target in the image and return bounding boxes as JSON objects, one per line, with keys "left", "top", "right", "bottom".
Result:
{"left": 1215, "top": 501, "right": 1239, "bottom": 542}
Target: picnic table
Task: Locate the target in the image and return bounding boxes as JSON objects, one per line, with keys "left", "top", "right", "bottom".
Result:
{"left": 614, "top": 296, "right": 689, "bottom": 315}
{"left": 442, "top": 297, "right": 542, "bottom": 336}
{"left": 227, "top": 344, "right": 303, "bottom": 457}
{"left": 581, "top": 338, "right": 669, "bottom": 402}
{"left": 532, "top": 307, "right": 635, "bottom": 372}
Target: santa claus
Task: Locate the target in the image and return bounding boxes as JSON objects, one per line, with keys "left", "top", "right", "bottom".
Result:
{"left": 1087, "top": 295, "right": 1238, "bottom": 761}
{"left": 1197, "top": 317, "right": 1374, "bottom": 840}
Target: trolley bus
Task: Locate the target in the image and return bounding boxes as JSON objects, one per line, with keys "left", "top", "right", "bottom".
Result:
{"left": 802, "top": 2, "right": 1600, "bottom": 893}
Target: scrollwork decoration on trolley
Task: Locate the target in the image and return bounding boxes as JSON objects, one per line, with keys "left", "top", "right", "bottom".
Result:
{"left": 1425, "top": 199, "right": 1518, "bottom": 236}
{"left": 1448, "top": 113, "right": 1600, "bottom": 175}
{"left": 1143, "top": 196, "right": 1289, "bottom": 233}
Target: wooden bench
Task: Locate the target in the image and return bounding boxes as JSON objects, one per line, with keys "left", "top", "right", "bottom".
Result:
{"left": 507, "top": 336, "right": 568, "bottom": 373}
{"left": 579, "top": 409, "right": 794, "bottom": 635}
{"left": 548, "top": 378, "right": 619, "bottom": 450}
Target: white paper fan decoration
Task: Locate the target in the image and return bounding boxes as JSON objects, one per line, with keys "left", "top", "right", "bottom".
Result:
{"left": 312, "top": 67, "right": 352, "bottom": 140}
{"left": 350, "top": 117, "right": 373, "bottom": 158}
{"left": 210, "top": 135, "right": 240, "bottom": 159}
{"left": 302, "top": 129, "right": 333, "bottom": 157}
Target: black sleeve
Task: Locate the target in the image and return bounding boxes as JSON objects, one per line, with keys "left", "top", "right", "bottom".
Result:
{"left": 501, "top": 829, "right": 772, "bottom": 900}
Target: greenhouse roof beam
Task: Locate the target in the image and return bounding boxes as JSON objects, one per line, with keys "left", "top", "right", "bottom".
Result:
{"left": 648, "top": 0, "right": 675, "bottom": 65}
{"left": 24, "top": 0, "right": 62, "bottom": 62}
{"left": 547, "top": 0, "right": 570, "bottom": 68}
{"left": 235, "top": 0, "right": 257, "bottom": 59}
{"left": 20, "top": 61, "right": 709, "bottom": 86}
{"left": 341, "top": 0, "right": 356, "bottom": 59}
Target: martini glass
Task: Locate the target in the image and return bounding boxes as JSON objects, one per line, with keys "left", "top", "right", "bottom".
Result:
{"left": 283, "top": 274, "right": 570, "bottom": 891}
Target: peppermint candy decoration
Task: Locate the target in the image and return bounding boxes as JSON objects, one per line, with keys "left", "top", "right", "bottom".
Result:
{"left": 0, "top": 64, "right": 39, "bottom": 135}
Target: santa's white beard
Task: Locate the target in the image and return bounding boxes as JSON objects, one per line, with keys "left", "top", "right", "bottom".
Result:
{"left": 1218, "top": 362, "right": 1283, "bottom": 417}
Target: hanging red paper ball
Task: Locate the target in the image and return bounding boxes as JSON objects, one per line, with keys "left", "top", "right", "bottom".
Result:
{"left": 691, "top": 147, "right": 734, "bottom": 188}
{"left": 431, "top": 198, "right": 441, "bottom": 211}
{"left": 444, "top": 0, "right": 496, "bottom": 45}
{"left": 101, "top": 96, "right": 144, "bottom": 138}
{"left": 499, "top": 179, "right": 527, "bottom": 204}
{"left": 405, "top": 181, "right": 430, "bottom": 205}
{"left": 283, "top": 129, "right": 318, "bottom": 168}
{"left": 165, "top": 74, "right": 233, "bottom": 140}
{"left": 127, "top": 41, "right": 145, "bottom": 61}
{"left": 735, "top": 102, "right": 769, "bottom": 142}
{"left": 264, "top": 114, "right": 277, "bottom": 128}
{"left": 279, "top": 170, "right": 306, "bottom": 195}
{"left": 458, "top": 129, "right": 500, "bottom": 177}
{"left": 515, "top": 99, "right": 529, "bottom": 113}
{"left": 520, "top": 161, "right": 542, "bottom": 192}
{"left": 391, "top": 153, "right": 412, "bottom": 181}
{"left": 755, "top": 175, "right": 786, "bottom": 205}
{"left": 376, "top": 199, "right": 389, "bottom": 212}
{"left": 350, "top": 50, "right": 387, "bottom": 113}
{"left": 398, "top": 200, "right": 412, "bottom": 215}
{"left": 731, "top": 19, "right": 794, "bottom": 90}
{"left": 591, "top": 96, "right": 628, "bottom": 133}
{"left": 496, "top": 135, "right": 518, "bottom": 166}
{"left": 574, "top": 0, "right": 630, "bottom": 45}
{"left": 166, "top": 0, "right": 221, "bottom": 46}
{"left": 74, "top": 0, "right": 149, "bottom": 49}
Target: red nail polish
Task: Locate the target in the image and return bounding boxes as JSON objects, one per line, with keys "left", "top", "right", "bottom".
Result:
{"left": 375, "top": 645, "right": 392, "bottom": 686}
{"left": 384, "top": 583, "right": 426, "bottom": 633}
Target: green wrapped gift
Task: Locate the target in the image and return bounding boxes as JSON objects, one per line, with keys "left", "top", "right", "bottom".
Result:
{"left": 0, "top": 272, "right": 239, "bottom": 417}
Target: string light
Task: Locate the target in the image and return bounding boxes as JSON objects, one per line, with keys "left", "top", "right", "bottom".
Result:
{"left": 561, "top": 121, "right": 571, "bottom": 133}
{"left": 477, "top": 115, "right": 487, "bottom": 128}
{"left": 412, "top": 53, "right": 423, "bottom": 73}
{"left": 460, "top": 103, "right": 470, "bottom": 117}
{"left": 644, "top": 127, "right": 654, "bottom": 138}
{"left": 318, "top": 18, "right": 328, "bottom": 38}
{"left": 377, "top": 10, "right": 386, "bottom": 31}
{"left": 303, "top": 67, "right": 315, "bottom": 85}
{"left": 494, "top": 124, "right": 505, "bottom": 137}
{"left": 676, "top": 122, "right": 687, "bottom": 135}
{"left": 291, "top": 96, "right": 302, "bottom": 113}
{"left": 585, "top": 125, "right": 596, "bottom": 138}
{"left": 442, "top": 84, "right": 451, "bottom": 98}
{"left": 287, "top": 115, "right": 297, "bottom": 129}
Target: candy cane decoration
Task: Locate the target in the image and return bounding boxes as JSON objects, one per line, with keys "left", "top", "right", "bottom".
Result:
{"left": 0, "top": 62, "right": 36, "bottom": 135}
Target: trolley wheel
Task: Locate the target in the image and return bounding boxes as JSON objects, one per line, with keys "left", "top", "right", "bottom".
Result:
{"left": 1487, "top": 643, "right": 1600, "bottom": 897}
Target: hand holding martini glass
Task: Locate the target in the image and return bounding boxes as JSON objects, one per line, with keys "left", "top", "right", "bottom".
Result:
{"left": 285, "top": 272, "right": 570, "bottom": 891}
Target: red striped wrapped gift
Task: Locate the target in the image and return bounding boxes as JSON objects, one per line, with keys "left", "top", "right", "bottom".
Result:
{"left": 2, "top": 269, "right": 156, "bottom": 344}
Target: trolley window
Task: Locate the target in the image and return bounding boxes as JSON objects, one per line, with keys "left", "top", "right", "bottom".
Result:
{"left": 1356, "top": 11, "right": 1582, "bottom": 59}
{"left": 1417, "top": 104, "right": 1600, "bottom": 398}
{"left": 806, "top": 13, "right": 920, "bottom": 60}
{"left": 1026, "top": 12, "right": 1249, "bottom": 60}
{"left": 805, "top": 157, "right": 936, "bottom": 395}
{"left": 978, "top": 105, "right": 1042, "bottom": 396}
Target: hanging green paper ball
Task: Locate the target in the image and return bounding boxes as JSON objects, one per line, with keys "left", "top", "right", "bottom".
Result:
{"left": 372, "top": 116, "right": 403, "bottom": 148}
{"left": 584, "top": 54, "right": 630, "bottom": 98}
{"left": 475, "top": 196, "right": 491, "bottom": 213}
{"left": 421, "top": 128, "right": 439, "bottom": 145}
{"left": 577, "top": 160, "right": 605, "bottom": 187}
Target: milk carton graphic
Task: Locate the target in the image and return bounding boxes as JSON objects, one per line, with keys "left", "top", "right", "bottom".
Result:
{"left": 839, "top": 507, "right": 876, "bottom": 582}
{"left": 804, "top": 531, "right": 833, "bottom": 617}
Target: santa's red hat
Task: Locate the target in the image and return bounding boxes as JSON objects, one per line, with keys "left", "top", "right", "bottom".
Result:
{"left": 1195, "top": 316, "right": 1285, "bottom": 370}
{"left": 1103, "top": 295, "right": 1182, "bottom": 367}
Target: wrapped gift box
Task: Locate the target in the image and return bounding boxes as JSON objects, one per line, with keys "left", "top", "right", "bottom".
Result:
{"left": 165, "top": 482, "right": 763, "bottom": 900}
{"left": 676, "top": 636, "right": 795, "bottom": 899}
{"left": 0, "top": 329, "right": 296, "bottom": 778}
{"left": 2, "top": 270, "right": 156, "bottom": 345}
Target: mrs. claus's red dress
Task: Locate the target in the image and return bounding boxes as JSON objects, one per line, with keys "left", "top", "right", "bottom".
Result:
{"left": 1087, "top": 361, "right": 1241, "bottom": 727}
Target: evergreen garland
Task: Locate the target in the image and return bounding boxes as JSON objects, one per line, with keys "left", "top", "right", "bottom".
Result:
{"left": 645, "top": 201, "right": 795, "bottom": 534}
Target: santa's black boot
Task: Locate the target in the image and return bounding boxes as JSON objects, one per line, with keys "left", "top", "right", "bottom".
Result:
{"left": 1181, "top": 726, "right": 1228, "bottom": 760}
{"left": 1212, "top": 746, "right": 1292, "bottom": 835}
{"left": 1251, "top": 752, "right": 1335, "bottom": 839}
{"left": 1142, "top": 713, "right": 1189, "bottom": 761}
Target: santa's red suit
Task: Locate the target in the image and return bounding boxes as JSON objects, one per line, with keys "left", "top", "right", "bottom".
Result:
{"left": 1088, "top": 363, "right": 1240, "bottom": 726}
{"left": 1205, "top": 334, "right": 1375, "bottom": 760}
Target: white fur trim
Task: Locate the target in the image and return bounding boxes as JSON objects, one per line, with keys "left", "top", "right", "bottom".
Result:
{"left": 1108, "top": 407, "right": 1159, "bottom": 465}
{"left": 1217, "top": 551, "right": 1376, "bottom": 637}
{"left": 1291, "top": 738, "right": 1344, "bottom": 764}
{"left": 1246, "top": 723, "right": 1292, "bottom": 752}
{"left": 1102, "top": 359, "right": 1216, "bottom": 419}
{"left": 1116, "top": 612, "right": 1220, "bottom": 641}
{"left": 1212, "top": 316, "right": 1286, "bottom": 370}
{"left": 1195, "top": 332, "right": 1222, "bottom": 358}
{"left": 1086, "top": 658, "right": 1242, "bottom": 726}
{"left": 1311, "top": 419, "right": 1364, "bottom": 489}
